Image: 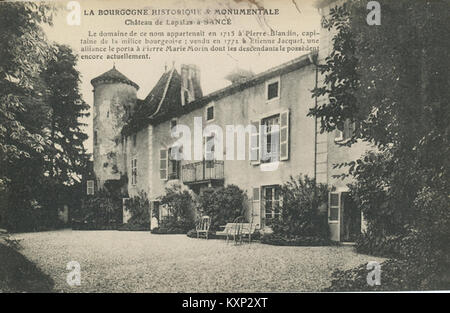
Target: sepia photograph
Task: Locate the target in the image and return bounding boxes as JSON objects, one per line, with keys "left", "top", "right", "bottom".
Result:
{"left": 0, "top": 0, "right": 449, "bottom": 301}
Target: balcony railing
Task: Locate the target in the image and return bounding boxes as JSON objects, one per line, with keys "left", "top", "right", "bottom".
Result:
{"left": 181, "top": 160, "right": 224, "bottom": 184}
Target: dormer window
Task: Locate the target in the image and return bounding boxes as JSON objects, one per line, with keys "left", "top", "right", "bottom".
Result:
{"left": 266, "top": 77, "right": 280, "bottom": 101}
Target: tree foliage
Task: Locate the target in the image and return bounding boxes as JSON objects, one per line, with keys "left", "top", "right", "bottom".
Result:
{"left": 0, "top": 3, "right": 90, "bottom": 230}
{"left": 310, "top": 0, "right": 450, "bottom": 287}
{"left": 42, "top": 44, "right": 90, "bottom": 184}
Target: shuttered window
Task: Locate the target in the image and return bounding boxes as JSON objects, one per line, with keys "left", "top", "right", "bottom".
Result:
{"left": 131, "top": 158, "right": 137, "bottom": 185}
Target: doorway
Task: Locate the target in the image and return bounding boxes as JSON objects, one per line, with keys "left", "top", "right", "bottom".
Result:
{"left": 341, "top": 193, "right": 361, "bottom": 242}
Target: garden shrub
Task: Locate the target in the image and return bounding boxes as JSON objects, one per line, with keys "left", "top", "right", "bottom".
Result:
{"left": 197, "top": 184, "right": 246, "bottom": 231}
{"left": 262, "top": 175, "right": 331, "bottom": 246}
{"left": 350, "top": 155, "right": 450, "bottom": 289}
{"left": 5, "top": 202, "right": 63, "bottom": 233}
{"left": 73, "top": 189, "right": 122, "bottom": 229}
{"left": 326, "top": 258, "right": 449, "bottom": 291}
{"left": 355, "top": 232, "right": 404, "bottom": 258}
{"left": 123, "top": 191, "right": 150, "bottom": 230}
{"left": 261, "top": 233, "right": 335, "bottom": 247}
{"left": 151, "top": 216, "right": 193, "bottom": 234}
{"left": 117, "top": 223, "right": 148, "bottom": 231}
{"left": 155, "top": 184, "right": 195, "bottom": 234}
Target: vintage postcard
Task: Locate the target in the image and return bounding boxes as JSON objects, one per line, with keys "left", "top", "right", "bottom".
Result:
{"left": 0, "top": 0, "right": 448, "bottom": 300}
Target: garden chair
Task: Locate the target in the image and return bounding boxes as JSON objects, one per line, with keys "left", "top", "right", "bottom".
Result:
{"left": 196, "top": 216, "right": 211, "bottom": 239}
{"left": 229, "top": 216, "right": 246, "bottom": 245}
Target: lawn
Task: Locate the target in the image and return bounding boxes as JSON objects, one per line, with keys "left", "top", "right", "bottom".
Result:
{"left": 16, "top": 230, "right": 384, "bottom": 292}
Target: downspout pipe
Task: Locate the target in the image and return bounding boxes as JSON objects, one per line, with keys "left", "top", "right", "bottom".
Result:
{"left": 308, "top": 53, "right": 319, "bottom": 182}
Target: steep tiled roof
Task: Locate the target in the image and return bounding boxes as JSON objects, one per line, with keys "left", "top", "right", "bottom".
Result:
{"left": 91, "top": 66, "right": 139, "bottom": 90}
{"left": 122, "top": 68, "right": 182, "bottom": 134}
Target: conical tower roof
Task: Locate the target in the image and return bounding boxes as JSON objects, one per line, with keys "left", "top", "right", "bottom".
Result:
{"left": 91, "top": 65, "right": 139, "bottom": 90}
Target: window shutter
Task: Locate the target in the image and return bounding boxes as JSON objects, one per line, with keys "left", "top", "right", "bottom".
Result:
{"left": 250, "top": 120, "right": 260, "bottom": 165}
{"left": 160, "top": 149, "right": 168, "bottom": 180}
{"left": 280, "top": 110, "right": 289, "bottom": 161}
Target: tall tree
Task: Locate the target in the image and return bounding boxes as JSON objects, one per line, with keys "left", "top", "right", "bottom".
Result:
{"left": 0, "top": 2, "right": 55, "bottom": 229}
{"left": 309, "top": 0, "right": 450, "bottom": 286}
{"left": 0, "top": 2, "right": 54, "bottom": 187}
{"left": 42, "top": 44, "right": 90, "bottom": 185}
{"left": 0, "top": 3, "right": 89, "bottom": 230}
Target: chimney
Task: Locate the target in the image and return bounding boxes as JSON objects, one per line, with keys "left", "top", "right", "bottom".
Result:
{"left": 180, "top": 64, "right": 202, "bottom": 106}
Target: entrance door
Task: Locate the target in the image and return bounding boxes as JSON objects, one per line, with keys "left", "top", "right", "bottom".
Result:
{"left": 328, "top": 191, "right": 362, "bottom": 242}
{"left": 341, "top": 193, "right": 361, "bottom": 242}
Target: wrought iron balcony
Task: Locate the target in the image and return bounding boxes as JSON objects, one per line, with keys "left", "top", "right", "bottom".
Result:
{"left": 181, "top": 160, "right": 224, "bottom": 185}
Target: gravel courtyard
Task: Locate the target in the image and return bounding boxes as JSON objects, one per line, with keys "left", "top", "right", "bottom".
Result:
{"left": 17, "top": 230, "right": 383, "bottom": 292}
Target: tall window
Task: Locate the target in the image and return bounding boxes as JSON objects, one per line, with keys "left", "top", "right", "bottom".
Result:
{"left": 263, "top": 185, "right": 281, "bottom": 224}
{"left": 261, "top": 114, "right": 280, "bottom": 163}
{"left": 131, "top": 158, "right": 137, "bottom": 185}
{"left": 132, "top": 134, "right": 137, "bottom": 147}
{"left": 87, "top": 180, "right": 94, "bottom": 195}
{"left": 168, "top": 147, "right": 181, "bottom": 180}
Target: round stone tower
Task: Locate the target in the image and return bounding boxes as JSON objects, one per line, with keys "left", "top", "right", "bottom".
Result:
{"left": 91, "top": 65, "right": 139, "bottom": 189}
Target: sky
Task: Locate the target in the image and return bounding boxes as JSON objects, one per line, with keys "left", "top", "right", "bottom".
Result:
{"left": 43, "top": 0, "right": 321, "bottom": 153}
